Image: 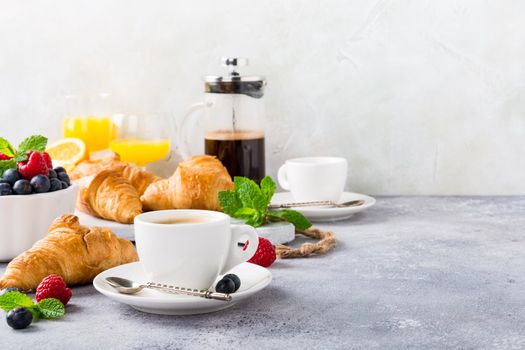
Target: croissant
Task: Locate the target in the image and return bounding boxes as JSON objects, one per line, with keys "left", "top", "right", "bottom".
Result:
{"left": 77, "top": 170, "right": 142, "bottom": 224}
{"left": 70, "top": 153, "right": 123, "bottom": 180}
{"left": 0, "top": 215, "right": 138, "bottom": 291}
{"left": 71, "top": 153, "right": 160, "bottom": 195}
{"left": 110, "top": 163, "right": 161, "bottom": 196}
{"left": 141, "top": 155, "right": 233, "bottom": 211}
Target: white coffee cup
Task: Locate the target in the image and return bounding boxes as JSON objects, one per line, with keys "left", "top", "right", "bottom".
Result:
{"left": 134, "top": 210, "right": 259, "bottom": 290}
{"left": 277, "top": 157, "right": 348, "bottom": 202}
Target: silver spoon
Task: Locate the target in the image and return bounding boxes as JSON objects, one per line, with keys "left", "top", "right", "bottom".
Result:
{"left": 268, "top": 199, "right": 365, "bottom": 210}
{"left": 105, "top": 277, "right": 232, "bottom": 301}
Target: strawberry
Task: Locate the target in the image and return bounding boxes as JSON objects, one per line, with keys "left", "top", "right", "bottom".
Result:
{"left": 17, "top": 151, "right": 49, "bottom": 179}
{"left": 0, "top": 152, "right": 12, "bottom": 160}
{"left": 42, "top": 152, "right": 53, "bottom": 169}
{"left": 36, "top": 274, "right": 72, "bottom": 306}
{"left": 247, "top": 237, "right": 276, "bottom": 267}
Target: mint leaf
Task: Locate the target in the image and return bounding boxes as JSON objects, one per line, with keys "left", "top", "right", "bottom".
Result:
{"left": 234, "top": 176, "right": 252, "bottom": 193}
{"left": 260, "top": 176, "right": 276, "bottom": 205}
{"left": 0, "top": 291, "right": 35, "bottom": 312}
{"left": 37, "top": 298, "right": 65, "bottom": 319}
{"left": 18, "top": 135, "right": 48, "bottom": 154}
{"left": 13, "top": 152, "right": 28, "bottom": 163}
{"left": 245, "top": 212, "right": 264, "bottom": 227}
{"left": 0, "top": 137, "right": 15, "bottom": 157}
{"left": 233, "top": 207, "right": 257, "bottom": 219}
{"left": 0, "top": 159, "right": 17, "bottom": 177}
{"left": 218, "top": 190, "right": 242, "bottom": 216}
{"left": 268, "top": 209, "right": 312, "bottom": 230}
{"left": 237, "top": 181, "right": 263, "bottom": 209}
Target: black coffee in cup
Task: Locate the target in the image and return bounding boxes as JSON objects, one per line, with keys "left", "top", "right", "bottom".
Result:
{"left": 205, "top": 130, "right": 265, "bottom": 183}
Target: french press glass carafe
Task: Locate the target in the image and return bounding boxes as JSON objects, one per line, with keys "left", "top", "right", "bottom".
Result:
{"left": 179, "top": 57, "right": 267, "bottom": 183}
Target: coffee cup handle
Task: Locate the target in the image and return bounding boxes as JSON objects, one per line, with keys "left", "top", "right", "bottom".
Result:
{"left": 221, "top": 225, "right": 259, "bottom": 274}
{"left": 277, "top": 164, "right": 290, "bottom": 191}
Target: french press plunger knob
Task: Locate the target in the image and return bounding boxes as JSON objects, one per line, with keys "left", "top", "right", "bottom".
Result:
{"left": 221, "top": 57, "right": 248, "bottom": 75}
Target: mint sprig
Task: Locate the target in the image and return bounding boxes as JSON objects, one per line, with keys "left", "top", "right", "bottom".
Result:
{"left": 219, "top": 176, "right": 312, "bottom": 230}
{"left": 0, "top": 135, "right": 49, "bottom": 176}
{"left": 0, "top": 291, "right": 65, "bottom": 320}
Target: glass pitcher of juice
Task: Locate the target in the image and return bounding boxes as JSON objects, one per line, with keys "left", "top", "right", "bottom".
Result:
{"left": 62, "top": 94, "right": 117, "bottom": 152}
{"left": 63, "top": 116, "right": 117, "bottom": 152}
{"left": 109, "top": 114, "right": 172, "bottom": 166}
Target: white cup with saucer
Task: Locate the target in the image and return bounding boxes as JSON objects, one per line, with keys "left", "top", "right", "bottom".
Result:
{"left": 277, "top": 157, "right": 348, "bottom": 202}
{"left": 134, "top": 209, "right": 259, "bottom": 290}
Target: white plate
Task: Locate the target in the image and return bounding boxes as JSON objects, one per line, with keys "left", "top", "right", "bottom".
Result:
{"left": 77, "top": 210, "right": 295, "bottom": 244}
{"left": 93, "top": 262, "right": 272, "bottom": 315}
{"left": 271, "top": 191, "right": 376, "bottom": 222}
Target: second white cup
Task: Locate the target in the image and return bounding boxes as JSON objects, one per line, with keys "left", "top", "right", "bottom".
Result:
{"left": 277, "top": 157, "right": 348, "bottom": 202}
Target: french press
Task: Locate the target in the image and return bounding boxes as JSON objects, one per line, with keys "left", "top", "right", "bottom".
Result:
{"left": 178, "top": 57, "right": 267, "bottom": 183}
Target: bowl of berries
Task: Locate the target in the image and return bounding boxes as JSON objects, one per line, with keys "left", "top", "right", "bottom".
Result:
{"left": 0, "top": 135, "right": 79, "bottom": 261}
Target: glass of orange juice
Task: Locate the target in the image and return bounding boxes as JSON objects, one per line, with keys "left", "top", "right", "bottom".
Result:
{"left": 109, "top": 114, "right": 172, "bottom": 166}
{"left": 63, "top": 94, "right": 117, "bottom": 152}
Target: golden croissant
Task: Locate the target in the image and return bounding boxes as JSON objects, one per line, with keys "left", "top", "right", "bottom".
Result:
{"left": 0, "top": 215, "right": 138, "bottom": 291}
{"left": 71, "top": 153, "right": 160, "bottom": 195}
{"left": 141, "top": 155, "right": 234, "bottom": 211}
{"left": 109, "top": 163, "right": 161, "bottom": 195}
{"left": 77, "top": 170, "right": 142, "bottom": 224}
{"left": 70, "top": 153, "right": 123, "bottom": 180}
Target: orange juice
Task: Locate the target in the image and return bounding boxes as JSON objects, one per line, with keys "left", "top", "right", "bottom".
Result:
{"left": 63, "top": 116, "right": 117, "bottom": 152}
{"left": 109, "top": 138, "right": 171, "bottom": 166}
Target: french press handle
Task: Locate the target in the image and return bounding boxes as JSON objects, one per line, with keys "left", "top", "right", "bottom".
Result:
{"left": 177, "top": 101, "right": 212, "bottom": 159}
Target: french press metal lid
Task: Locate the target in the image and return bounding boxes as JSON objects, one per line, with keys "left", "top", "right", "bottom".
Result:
{"left": 203, "top": 58, "right": 266, "bottom": 98}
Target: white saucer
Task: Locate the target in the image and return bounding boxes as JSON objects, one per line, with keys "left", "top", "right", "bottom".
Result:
{"left": 93, "top": 262, "right": 272, "bottom": 315}
{"left": 271, "top": 191, "right": 376, "bottom": 222}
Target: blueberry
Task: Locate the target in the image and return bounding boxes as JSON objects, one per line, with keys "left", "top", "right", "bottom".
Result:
{"left": 0, "top": 183, "right": 12, "bottom": 196}
{"left": 61, "top": 181, "right": 69, "bottom": 189}
{"left": 57, "top": 172, "right": 70, "bottom": 185}
{"left": 0, "top": 288, "right": 19, "bottom": 296}
{"left": 54, "top": 166, "right": 66, "bottom": 174}
{"left": 49, "top": 178, "right": 62, "bottom": 192}
{"left": 30, "top": 175, "right": 51, "bottom": 193}
{"left": 6, "top": 307, "right": 33, "bottom": 330}
{"left": 215, "top": 278, "right": 236, "bottom": 294}
{"left": 12, "top": 180, "right": 32, "bottom": 195}
{"left": 48, "top": 169, "right": 57, "bottom": 179}
{"left": 223, "top": 274, "right": 241, "bottom": 292}
{"left": 2, "top": 169, "right": 21, "bottom": 186}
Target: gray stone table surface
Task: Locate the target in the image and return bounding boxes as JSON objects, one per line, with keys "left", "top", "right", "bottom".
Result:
{"left": 1, "top": 197, "right": 525, "bottom": 349}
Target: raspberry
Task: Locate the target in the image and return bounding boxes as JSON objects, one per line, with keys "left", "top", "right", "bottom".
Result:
{"left": 36, "top": 274, "right": 72, "bottom": 305}
{"left": 0, "top": 152, "right": 12, "bottom": 160}
{"left": 247, "top": 237, "right": 276, "bottom": 267}
{"left": 42, "top": 152, "right": 53, "bottom": 169}
{"left": 17, "top": 151, "right": 49, "bottom": 180}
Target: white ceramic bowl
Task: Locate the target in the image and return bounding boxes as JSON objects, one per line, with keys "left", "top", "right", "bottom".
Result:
{"left": 0, "top": 184, "right": 79, "bottom": 262}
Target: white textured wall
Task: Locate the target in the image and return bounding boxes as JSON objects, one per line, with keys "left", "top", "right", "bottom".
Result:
{"left": 1, "top": 0, "right": 525, "bottom": 195}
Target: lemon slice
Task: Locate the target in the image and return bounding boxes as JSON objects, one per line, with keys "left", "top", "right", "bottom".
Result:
{"left": 46, "top": 138, "right": 87, "bottom": 171}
